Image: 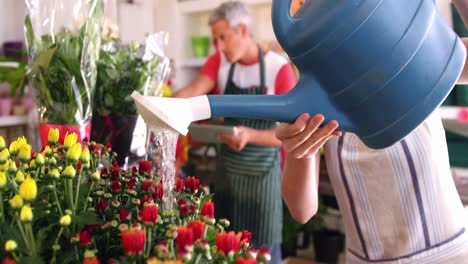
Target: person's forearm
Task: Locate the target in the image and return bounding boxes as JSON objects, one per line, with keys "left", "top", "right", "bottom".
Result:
{"left": 453, "top": 0, "right": 468, "bottom": 27}
{"left": 457, "top": 38, "right": 468, "bottom": 84}
{"left": 246, "top": 127, "right": 282, "bottom": 146}
{"left": 281, "top": 154, "right": 320, "bottom": 224}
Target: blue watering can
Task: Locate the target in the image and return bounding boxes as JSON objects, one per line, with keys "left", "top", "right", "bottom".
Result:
{"left": 133, "top": 0, "right": 466, "bottom": 149}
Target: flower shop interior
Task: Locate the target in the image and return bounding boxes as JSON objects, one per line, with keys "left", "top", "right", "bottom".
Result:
{"left": 1, "top": 0, "right": 468, "bottom": 263}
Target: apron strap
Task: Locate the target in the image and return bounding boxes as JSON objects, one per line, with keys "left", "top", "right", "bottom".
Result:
{"left": 226, "top": 45, "right": 266, "bottom": 91}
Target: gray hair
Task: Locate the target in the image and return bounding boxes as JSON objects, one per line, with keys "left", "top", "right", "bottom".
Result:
{"left": 208, "top": 1, "right": 251, "bottom": 29}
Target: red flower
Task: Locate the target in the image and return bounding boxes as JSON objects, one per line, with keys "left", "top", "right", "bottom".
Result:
{"left": 140, "top": 203, "right": 158, "bottom": 225}
{"left": 79, "top": 230, "right": 93, "bottom": 246}
{"left": 257, "top": 246, "right": 271, "bottom": 262}
{"left": 175, "top": 177, "right": 185, "bottom": 192}
{"left": 152, "top": 184, "right": 164, "bottom": 200}
{"left": 82, "top": 256, "right": 100, "bottom": 264}
{"left": 111, "top": 180, "right": 122, "bottom": 192}
{"left": 216, "top": 231, "right": 242, "bottom": 255}
{"left": 187, "top": 220, "right": 205, "bottom": 240}
{"left": 121, "top": 229, "right": 146, "bottom": 255}
{"left": 100, "top": 168, "right": 109, "bottom": 178}
{"left": 105, "top": 143, "right": 112, "bottom": 150}
{"left": 240, "top": 230, "right": 252, "bottom": 246}
{"left": 185, "top": 176, "right": 199, "bottom": 193}
{"left": 1, "top": 259, "right": 17, "bottom": 264}
{"left": 141, "top": 196, "right": 154, "bottom": 207}
{"left": 111, "top": 168, "right": 120, "bottom": 180}
{"left": 138, "top": 160, "right": 152, "bottom": 174}
{"left": 188, "top": 204, "right": 197, "bottom": 214}
{"left": 201, "top": 200, "right": 215, "bottom": 220}
{"left": 77, "top": 161, "right": 82, "bottom": 171}
{"left": 176, "top": 226, "right": 194, "bottom": 253}
{"left": 178, "top": 199, "right": 187, "bottom": 207}
{"left": 127, "top": 178, "right": 137, "bottom": 189}
{"left": 179, "top": 204, "right": 189, "bottom": 217}
{"left": 119, "top": 208, "right": 131, "bottom": 221}
{"left": 85, "top": 224, "right": 98, "bottom": 231}
{"left": 235, "top": 257, "right": 257, "bottom": 264}
{"left": 97, "top": 198, "right": 108, "bottom": 211}
{"left": 89, "top": 143, "right": 101, "bottom": 153}
{"left": 142, "top": 181, "right": 153, "bottom": 193}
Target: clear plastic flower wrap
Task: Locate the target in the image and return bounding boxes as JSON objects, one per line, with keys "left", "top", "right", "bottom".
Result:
{"left": 24, "top": 0, "right": 104, "bottom": 146}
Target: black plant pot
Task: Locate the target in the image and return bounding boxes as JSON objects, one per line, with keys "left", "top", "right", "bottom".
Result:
{"left": 91, "top": 114, "right": 139, "bottom": 165}
{"left": 313, "top": 229, "right": 345, "bottom": 264}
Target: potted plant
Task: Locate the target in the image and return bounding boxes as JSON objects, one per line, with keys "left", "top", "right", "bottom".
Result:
{"left": 24, "top": 0, "right": 103, "bottom": 146}
{"left": 91, "top": 38, "right": 164, "bottom": 165}
{"left": 0, "top": 57, "right": 28, "bottom": 116}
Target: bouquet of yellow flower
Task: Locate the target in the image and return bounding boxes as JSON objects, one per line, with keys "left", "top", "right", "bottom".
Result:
{"left": 0, "top": 130, "right": 270, "bottom": 264}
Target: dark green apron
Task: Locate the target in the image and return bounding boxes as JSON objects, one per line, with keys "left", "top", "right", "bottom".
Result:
{"left": 215, "top": 47, "right": 282, "bottom": 246}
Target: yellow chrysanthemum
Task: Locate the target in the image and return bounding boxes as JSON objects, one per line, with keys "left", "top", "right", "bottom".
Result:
{"left": 18, "top": 144, "right": 31, "bottom": 163}
{"left": 19, "top": 176, "right": 37, "bottom": 201}
{"left": 15, "top": 170, "right": 25, "bottom": 184}
{"left": 80, "top": 148, "right": 90, "bottom": 163}
{"left": 9, "top": 141, "right": 19, "bottom": 156}
{"left": 48, "top": 128, "right": 59, "bottom": 145}
{"left": 0, "top": 136, "right": 5, "bottom": 150}
{"left": 59, "top": 215, "right": 72, "bottom": 227}
{"left": 63, "top": 132, "right": 78, "bottom": 150}
{"left": 62, "top": 165, "right": 76, "bottom": 179}
{"left": 35, "top": 153, "right": 45, "bottom": 166}
{"left": 20, "top": 205, "right": 33, "bottom": 222}
{"left": 49, "top": 168, "right": 60, "bottom": 180}
{"left": 0, "top": 171, "right": 6, "bottom": 189}
{"left": 66, "top": 143, "right": 82, "bottom": 162}
{"left": 10, "top": 194, "right": 23, "bottom": 209}
{"left": 5, "top": 240, "right": 17, "bottom": 252}
{"left": 0, "top": 148, "right": 10, "bottom": 164}
{"left": 42, "top": 145, "right": 52, "bottom": 157}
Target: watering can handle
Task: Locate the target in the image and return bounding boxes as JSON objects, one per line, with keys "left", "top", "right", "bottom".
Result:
{"left": 272, "top": 0, "right": 294, "bottom": 49}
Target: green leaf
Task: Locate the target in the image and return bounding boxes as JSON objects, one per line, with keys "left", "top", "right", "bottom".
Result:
{"left": 72, "top": 211, "right": 98, "bottom": 226}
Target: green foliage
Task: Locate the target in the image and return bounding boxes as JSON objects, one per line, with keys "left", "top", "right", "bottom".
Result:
{"left": 23, "top": 0, "right": 103, "bottom": 125}
{"left": 93, "top": 39, "right": 160, "bottom": 115}
{"left": 0, "top": 57, "right": 28, "bottom": 98}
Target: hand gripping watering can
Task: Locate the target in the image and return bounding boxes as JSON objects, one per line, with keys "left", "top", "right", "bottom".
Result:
{"left": 132, "top": 0, "right": 466, "bottom": 149}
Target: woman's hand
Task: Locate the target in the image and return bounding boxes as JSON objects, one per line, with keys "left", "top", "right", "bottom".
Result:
{"left": 276, "top": 113, "right": 342, "bottom": 159}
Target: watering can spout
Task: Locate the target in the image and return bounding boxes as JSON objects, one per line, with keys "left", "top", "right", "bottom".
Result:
{"left": 271, "top": 0, "right": 294, "bottom": 50}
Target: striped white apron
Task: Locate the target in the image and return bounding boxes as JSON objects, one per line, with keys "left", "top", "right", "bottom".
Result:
{"left": 324, "top": 111, "right": 468, "bottom": 263}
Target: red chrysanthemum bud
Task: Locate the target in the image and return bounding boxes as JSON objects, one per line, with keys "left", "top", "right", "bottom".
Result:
{"left": 111, "top": 180, "right": 122, "bottom": 193}
{"left": 240, "top": 230, "right": 252, "bottom": 246}
{"left": 97, "top": 198, "right": 108, "bottom": 211}
{"left": 179, "top": 204, "right": 189, "bottom": 217}
{"left": 82, "top": 256, "right": 100, "bottom": 264}
{"left": 110, "top": 168, "right": 120, "bottom": 180}
{"left": 142, "top": 181, "right": 153, "bottom": 193}
{"left": 152, "top": 184, "right": 164, "bottom": 201}
{"left": 121, "top": 229, "right": 146, "bottom": 255}
{"left": 127, "top": 178, "right": 137, "bottom": 189}
{"left": 176, "top": 226, "right": 194, "bottom": 253}
{"left": 235, "top": 257, "right": 257, "bottom": 264}
{"left": 140, "top": 203, "right": 158, "bottom": 225}
{"left": 216, "top": 231, "right": 242, "bottom": 255}
{"left": 79, "top": 230, "right": 93, "bottom": 246}
{"left": 175, "top": 177, "right": 185, "bottom": 192}
{"left": 138, "top": 160, "right": 152, "bottom": 174}
{"left": 201, "top": 200, "right": 215, "bottom": 220}
{"left": 187, "top": 220, "right": 205, "bottom": 240}
{"left": 184, "top": 176, "right": 199, "bottom": 193}
{"left": 119, "top": 208, "right": 131, "bottom": 221}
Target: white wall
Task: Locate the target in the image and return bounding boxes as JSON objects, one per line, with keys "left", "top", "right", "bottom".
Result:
{"left": 0, "top": 0, "right": 26, "bottom": 48}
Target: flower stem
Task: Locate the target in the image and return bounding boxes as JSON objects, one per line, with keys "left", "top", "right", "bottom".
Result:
{"left": 0, "top": 192, "right": 4, "bottom": 223}
{"left": 51, "top": 227, "right": 64, "bottom": 264}
{"left": 52, "top": 182, "right": 63, "bottom": 216}
{"left": 146, "top": 227, "right": 152, "bottom": 257}
{"left": 74, "top": 168, "right": 84, "bottom": 214}
{"left": 67, "top": 179, "right": 74, "bottom": 213}
{"left": 26, "top": 223, "right": 37, "bottom": 256}
{"left": 82, "top": 182, "right": 95, "bottom": 213}
{"left": 194, "top": 254, "right": 202, "bottom": 264}
{"left": 16, "top": 218, "right": 30, "bottom": 252}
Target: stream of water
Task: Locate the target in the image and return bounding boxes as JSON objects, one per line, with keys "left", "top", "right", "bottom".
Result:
{"left": 146, "top": 125, "right": 178, "bottom": 212}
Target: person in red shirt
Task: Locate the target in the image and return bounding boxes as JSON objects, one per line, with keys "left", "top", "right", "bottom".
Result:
{"left": 174, "top": 1, "right": 297, "bottom": 263}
